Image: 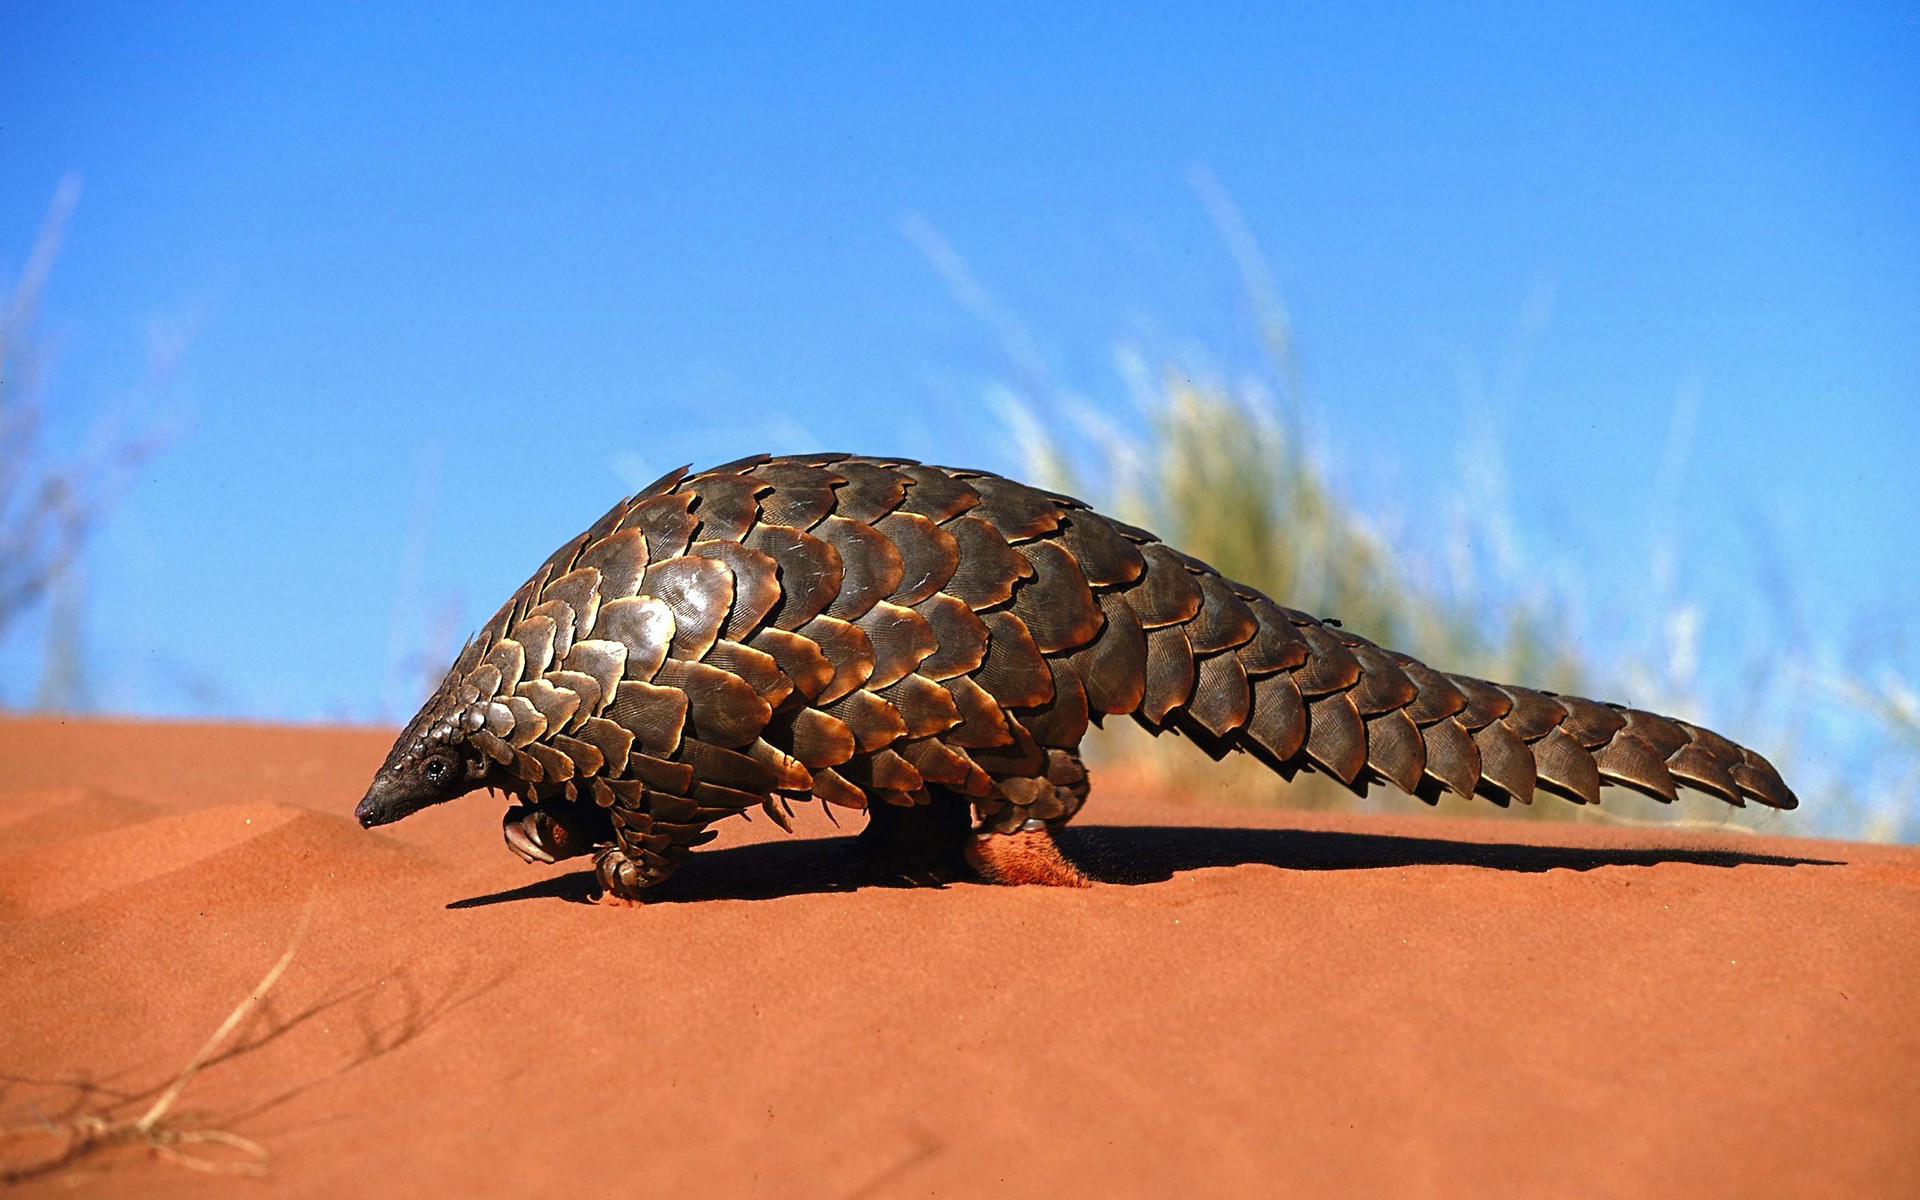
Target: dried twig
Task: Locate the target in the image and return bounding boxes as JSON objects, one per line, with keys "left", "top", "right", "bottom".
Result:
{"left": 0, "top": 910, "right": 310, "bottom": 1184}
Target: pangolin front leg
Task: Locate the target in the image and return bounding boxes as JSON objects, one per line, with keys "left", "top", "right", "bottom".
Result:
{"left": 502, "top": 799, "right": 667, "bottom": 902}
{"left": 357, "top": 453, "right": 1799, "bottom": 904}
{"left": 501, "top": 800, "right": 609, "bottom": 865}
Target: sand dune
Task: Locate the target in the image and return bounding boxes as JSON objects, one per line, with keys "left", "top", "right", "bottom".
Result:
{"left": 2, "top": 716, "right": 1915, "bottom": 1197}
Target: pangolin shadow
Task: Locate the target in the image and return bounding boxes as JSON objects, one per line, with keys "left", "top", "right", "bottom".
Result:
{"left": 447, "top": 824, "right": 1841, "bottom": 908}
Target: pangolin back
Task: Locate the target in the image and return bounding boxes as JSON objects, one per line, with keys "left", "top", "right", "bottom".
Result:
{"left": 363, "top": 453, "right": 1796, "bottom": 896}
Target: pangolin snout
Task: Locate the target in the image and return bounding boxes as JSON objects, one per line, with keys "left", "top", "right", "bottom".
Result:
{"left": 354, "top": 789, "right": 392, "bottom": 829}
{"left": 355, "top": 772, "right": 436, "bottom": 829}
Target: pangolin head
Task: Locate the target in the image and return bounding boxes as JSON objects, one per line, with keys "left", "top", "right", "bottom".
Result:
{"left": 355, "top": 674, "right": 495, "bottom": 828}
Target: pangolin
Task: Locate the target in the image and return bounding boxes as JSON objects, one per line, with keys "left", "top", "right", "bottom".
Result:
{"left": 355, "top": 454, "right": 1797, "bottom": 898}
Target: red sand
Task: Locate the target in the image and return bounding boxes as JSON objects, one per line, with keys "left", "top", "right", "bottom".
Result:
{"left": 2, "top": 715, "right": 1916, "bottom": 1197}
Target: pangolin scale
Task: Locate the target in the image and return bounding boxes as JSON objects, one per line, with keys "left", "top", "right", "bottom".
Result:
{"left": 356, "top": 454, "right": 1797, "bottom": 898}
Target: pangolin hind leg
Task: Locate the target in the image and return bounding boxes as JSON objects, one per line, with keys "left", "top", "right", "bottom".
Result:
{"left": 593, "top": 842, "right": 655, "bottom": 903}
{"left": 965, "top": 823, "right": 1089, "bottom": 888}
{"left": 856, "top": 792, "right": 973, "bottom": 884}
{"left": 593, "top": 794, "right": 714, "bottom": 902}
{"left": 966, "top": 747, "right": 1093, "bottom": 888}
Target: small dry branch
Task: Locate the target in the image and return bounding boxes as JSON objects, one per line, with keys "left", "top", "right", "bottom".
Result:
{"left": 1, "top": 911, "right": 310, "bottom": 1185}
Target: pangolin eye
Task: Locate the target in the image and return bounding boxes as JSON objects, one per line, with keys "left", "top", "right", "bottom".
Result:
{"left": 424, "top": 757, "right": 449, "bottom": 782}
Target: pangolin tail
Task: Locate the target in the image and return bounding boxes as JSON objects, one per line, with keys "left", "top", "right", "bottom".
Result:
{"left": 1094, "top": 529, "right": 1796, "bottom": 812}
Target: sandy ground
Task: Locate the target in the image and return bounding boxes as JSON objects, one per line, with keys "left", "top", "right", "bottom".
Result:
{"left": 1, "top": 715, "right": 1915, "bottom": 1198}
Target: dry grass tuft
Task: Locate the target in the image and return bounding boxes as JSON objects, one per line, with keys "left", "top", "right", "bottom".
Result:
{"left": 0, "top": 914, "right": 308, "bottom": 1185}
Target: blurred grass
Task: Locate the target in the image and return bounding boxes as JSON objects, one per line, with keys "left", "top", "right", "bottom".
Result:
{"left": 953, "top": 174, "right": 1920, "bottom": 844}
{"left": 1, "top": 178, "right": 168, "bottom": 710}
{"left": 1001, "top": 361, "right": 1917, "bottom": 842}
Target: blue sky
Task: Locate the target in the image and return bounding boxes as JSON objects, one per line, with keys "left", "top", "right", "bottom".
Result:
{"left": 2, "top": 2, "right": 1915, "bottom": 734}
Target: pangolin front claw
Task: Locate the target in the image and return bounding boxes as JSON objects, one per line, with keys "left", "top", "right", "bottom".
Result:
{"left": 502, "top": 803, "right": 602, "bottom": 865}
